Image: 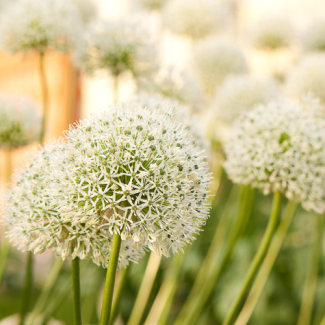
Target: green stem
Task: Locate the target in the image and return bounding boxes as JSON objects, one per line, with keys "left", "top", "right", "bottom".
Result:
{"left": 100, "top": 232, "right": 122, "bottom": 325}
{"left": 173, "top": 185, "right": 255, "bottom": 325}
{"left": 297, "top": 213, "right": 324, "bottom": 325}
{"left": 222, "top": 191, "right": 283, "bottom": 325}
{"left": 235, "top": 201, "right": 297, "bottom": 325}
{"left": 72, "top": 257, "right": 82, "bottom": 325}
{"left": 321, "top": 314, "right": 325, "bottom": 325}
{"left": 26, "top": 258, "right": 64, "bottom": 325}
{"left": 0, "top": 149, "right": 11, "bottom": 285}
{"left": 113, "top": 75, "right": 119, "bottom": 104}
{"left": 127, "top": 253, "right": 162, "bottom": 325}
{"left": 20, "top": 252, "right": 33, "bottom": 325}
{"left": 110, "top": 267, "right": 129, "bottom": 324}
{"left": 38, "top": 52, "right": 49, "bottom": 145}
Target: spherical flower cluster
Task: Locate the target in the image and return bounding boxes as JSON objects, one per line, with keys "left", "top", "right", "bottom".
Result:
{"left": 193, "top": 39, "right": 247, "bottom": 94}
{"left": 5, "top": 142, "right": 146, "bottom": 268}
{"left": 140, "top": 67, "right": 203, "bottom": 110}
{"left": 224, "top": 99, "right": 325, "bottom": 213}
{"left": 211, "top": 75, "right": 280, "bottom": 124}
{"left": 249, "top": 16, "right": 294, "bottom": 51}
{"left": 163, "top": 0, "right": 226, "bottom": 40}
{"left": 137, "top": 0, "right": 168, "bottom": 11}
{"left": 125, "top": 94, "right": 208, "bottom": 149}
{"left": 286, "top": 54, "right": 325, "bottom": 104}
{"left": 303, "top": 19, "right": 325, "bottom": 52}
{"left": 0, "top": 95, "right": 41, "bottom": 148}
{"left": 74, "top": 19, "right": 157, "bottom": 79}
{"left": 0, "top": 0, "right": 83, "bottom": 54}
{"left": 49, "top": 105, "right": 212, "bottom": 256}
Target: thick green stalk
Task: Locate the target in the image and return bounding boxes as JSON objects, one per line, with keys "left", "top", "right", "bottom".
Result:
{"left": 38, "top": 51, "right": 49, "bottom": 145}
{"left": 100, "top": 232, "right": 122, "bottom": 325}
{"left": 110, "top": 267, "right": 129, "bottom": 324}
{"left": 26, "top": 258, "right": 64, "bottom": 325}
{"left": 297, "top": 213, "right": 324, "bottom": 325}
{"left": 20, "top": 252, "right": 33, "bottom": 325}
{"left": 235, "top": 201, "right": 297, "bottom": 325}
{"left": 222, "top": 191, "right": 283, "bottom": 325}
{"left": 127, "top": 253, "right": 162, "bottom": 325}
{"left": 72, "top": 257, "right": 82, "bottom": 325}
{"left": 173, "top": 186, "right": 255, "bottom": 325}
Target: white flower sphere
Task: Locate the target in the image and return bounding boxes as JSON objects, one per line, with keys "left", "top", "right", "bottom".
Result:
{"left": 125, "top": 94, "right": 208, "bottom": 149}
{"left": 0, "top": 0, "right": 83, "bottom": 54}
{"left": 5, "top": 142, "right": 146, "bottom": 268}
{"left": 193, "top": 39, "right": 247, "bottom": 94}
{"left": 74, "top": 19, "right": 157, "bottom": 79}
{"left": 303, "top": 19, "right": 325, "bottom": 52}
{"left": 48, "top": 105, "right": 212, "bottom": 256}
{"left": 211, "top": 75, "right": 280, "bottom": 124}
{"left": 163, "top": 0, "right": 226, "bottom": 40}
{"left": 140, "top": 68, "right": 203, "bottom": 110}
{"left": 224, "top": 100, "right": 325, "bottom": 213}
{"left": 249, "top": 16, "right": 294, "bottom": 51}
{"left": 137, "top": 0, "right": 168, "bottom": 11}
{"left": 286, "top": 54, "right": 325, "bottom": 104}
{"left": 0, "top": 95, "right": 41, "bottom": 148}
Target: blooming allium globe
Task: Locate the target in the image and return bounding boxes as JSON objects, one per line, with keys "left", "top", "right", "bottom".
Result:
{"left": 5, "top": 142, "right": 146, "bottom": 268}
{"left": 193, "top": 38, "right": 247, "bottom": 94}
{"left": 0, "top": 0, "right": 83, "bottom": 54}
{"left": 286, "top": 54, "right": 325, "bottom": 104}
{"left": 224, "top": 99, "right": 325, "bottom": 213}
{"left": 0, "top": 95, "right": 41, "bottom": 148}
{"left": 74, "top": 19, "right": 157, "bottom": 79}
{"left": 211, "top": 75, "right": 280, "bottom": 124}
{"left": 163, "top": 0, "right": 227, "bottom": 40}
{"left": 49, "top": 105, "right": 212, "bottom": 256}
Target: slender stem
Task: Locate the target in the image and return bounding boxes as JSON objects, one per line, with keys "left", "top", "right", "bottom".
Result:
{"left": 20, "top": 252, "right": 33, "bottom": 325}
{"left": 0, "top": 149, "right": 11, "bottom": 285}
{"left": 321, "top": 314, "right": 325, "bottom": 325}
{"left": 127, "top": 253, "right": 162, "bottom": 325}
{"left": 173, "top": 185, "right": 255, "bottom": 325}
{"left": 222, "top": 191, "right": 283, "bottom": 325}
{"left": 38, "top": 52, "right": 49, "bottom": 145}
{"left": 235, "top": 201, "right": 297, "bottom": 325}
{"left": 26, "top": 258, "right": 64, "bottom": 325}
{"left": 113, "top": 75, "right": 119, "bottom": 104}
{"left": 110, "top": 267, "right": 129, "bottom": 324}
{"left": 297, "top": 213, "right": 324, "bottom": 325}
{"left": 100, "top": 232, "right": 122, "bottom": 325}
{"left": 72, "top": 257, "right": 82, "bottom": 325}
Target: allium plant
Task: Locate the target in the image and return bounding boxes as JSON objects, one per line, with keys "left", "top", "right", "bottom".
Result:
{"left": 0, "top": 95, "right": 41, "bottom": 148}
{"left": 193, "top": 39, "right": 247, "bottom": 94}
{"left": 211, "top": 75, "right": 280, "bottom": 124}
{"left": 0, "top": 0, "right": 83, "bottom": 54}
{"left": 140, "top": 67, "right": 203, "bottom": 110}
{"left": 163, "top": 0, "right": 226, "bottom": 40}
{"left": 303, "top": 19, "right": 325, "bottom": 52}
{"left": 137, "top": 0, "right": 168, "bottom": 11}
{"left": 224, "top": 99, "right": 325, "bottom": 213}
{"left": 249, "top": 16, "right": 294, "bottom": 51}
{"left": 286, "top": 54, "right": 325, "bottom": 104}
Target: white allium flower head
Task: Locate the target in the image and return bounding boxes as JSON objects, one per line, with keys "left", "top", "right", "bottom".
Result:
{"left": 74, "top": 19, "right": 157, "bottom": 79}
{"left": 0, "top": 95, "right": 41, "bottom": 148}
{"left": 140, "top": 67, "right": 203, "bottom": 110}
{"left": 0, "top": 0, "right": 83, "bottom": 54}
{"left": 249, "top": 16, "right": 294, "bottom": 51}
{"left": 71, "top": 0, "right": 97, "bottom": 25}
{"left": 125, "top": 93, "right": 208, "bottom": 149}
{"left": 4, "top": 142, "right": 146, "bottom": 268}
{"left": 163, "top": 0, "right": 227, "bottom": 40}
{"left": 137, "top": 0, "right": 168, "bottom": 11}
{"left": 303, "top": 19, "right": 325, "bottom": 52}
{"left": 193, "top": 38, "right": 247, "bottom": 94}
{"left": 49, "top": 105, "right": 212, "bottom": 256}
{"left": 286, "top": 54, "right": 325, "bottom": 104}
{"left": 211, "top": 75, "right": 280, "bottom": 124}
{"left": 224, "top": 99, "right": 325, "bottom": 213}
